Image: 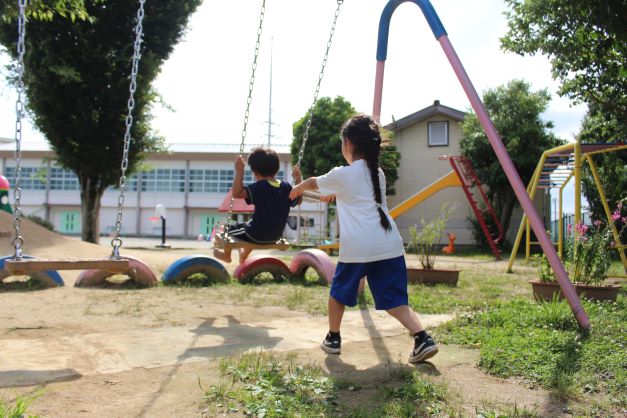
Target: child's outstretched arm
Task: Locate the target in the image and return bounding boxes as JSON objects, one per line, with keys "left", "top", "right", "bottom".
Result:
{"left": 232, "top": 156, "right": 247, "bottom": 199}
{"left": 289, "top": 177, "right": 318, "bottom": 200}
{"left": 291, "top": 166, "right": 303, "bottom": 205}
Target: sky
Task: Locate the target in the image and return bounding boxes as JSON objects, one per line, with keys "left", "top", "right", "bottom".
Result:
{"left": 0, "top": 0, "right": 587, "bottom": 213}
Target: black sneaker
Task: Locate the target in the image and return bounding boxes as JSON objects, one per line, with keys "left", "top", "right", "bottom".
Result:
{"left": 321, "top": 333, "right": 341, "bottom": 354}
{"left": 409, "top": 334, "right": 438, "bottom": 363}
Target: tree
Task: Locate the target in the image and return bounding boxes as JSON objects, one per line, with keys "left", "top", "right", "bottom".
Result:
{"left": 290, "top": 96, "right": 400, "bottom": 195}
{"left": 0, "top": 0, "right": 202, "bottom": 243}
{"left": 501, "top": 0, "right": 627, "bottom": 138}
{"left": 460, "top": 79, "right": 564, "bottom": 242}
{"left": 578, "top": 111, "right": 627, "bottom": 244}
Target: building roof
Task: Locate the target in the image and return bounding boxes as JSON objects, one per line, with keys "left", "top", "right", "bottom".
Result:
{"left": 218, "top": 190, "right": 255, "bottom": 213}
{"left": 384, "top": 100, "right": 466, "bottom": 132}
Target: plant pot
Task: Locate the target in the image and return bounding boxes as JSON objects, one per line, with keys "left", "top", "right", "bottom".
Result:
{"left": 407, "top": 268, "right": 460, "bottom": 286}
{"left": 529, "top": 279, "right": 622, "bottom": 302}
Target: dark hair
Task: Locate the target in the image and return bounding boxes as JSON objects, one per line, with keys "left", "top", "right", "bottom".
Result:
{"left": 340, "top": 114, "right": 392, "bottom": 231}
{"left": 247, "top": 147, "right": 280, "bottom": 177}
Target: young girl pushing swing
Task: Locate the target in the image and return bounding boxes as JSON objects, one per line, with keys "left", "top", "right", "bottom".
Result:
{"left": 289, "top": 114, "right": 438, "bottom": 363}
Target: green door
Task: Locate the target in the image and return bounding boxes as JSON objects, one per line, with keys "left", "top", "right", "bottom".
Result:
{"left": 60, "top": 211, "right": 80, "bottom": 233}
{"left": 200, "top": 215, "right": 218, "bottom": 236}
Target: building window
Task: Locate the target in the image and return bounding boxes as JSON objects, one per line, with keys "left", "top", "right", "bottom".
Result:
{"left": 141, "top": 169, "right": 185, "bottom": 192}
{"left": 189, "top": 169, "right": 285, "bottom": 194}
{"left": 3, "top": 167, "right": 47, "bottom": 190}
{"left": 428, "top": 121, "right": 449, "bottom": 147}
{"left": 49, "top": 167, "right": 80, "bottom": 190}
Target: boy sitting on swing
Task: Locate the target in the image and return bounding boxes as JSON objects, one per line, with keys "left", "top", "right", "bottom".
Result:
{"left": 214, "top": 147, "right": 302, "bottom": 264}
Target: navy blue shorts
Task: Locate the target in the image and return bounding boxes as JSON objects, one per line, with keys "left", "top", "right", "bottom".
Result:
{"left": 330, "top": 256, "right": 409, "bottom": 310}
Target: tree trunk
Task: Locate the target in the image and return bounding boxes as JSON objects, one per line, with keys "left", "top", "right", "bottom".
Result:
{"left": 500, "top": 193, "right": 517, "bottom": 240}
{"left": 80, "top": 176, "right": 105, "bottom": 243}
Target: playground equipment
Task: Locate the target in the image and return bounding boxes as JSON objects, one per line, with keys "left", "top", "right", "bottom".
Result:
{"left": 442, "top": 233, "right": 456, "bottom": 255}
{"left": 161, "top": 255, "right": 230, "bottom": 284}
{"left": 76, "top": 255, "right": 157, "bottom": 287}
{"left": 319, "top": 155, "right": 504, "bottom": 258}
{"left": 507, "top": 141, "right": 627, "bottom": 274}
{"left": 214, "top": 0, "right": 344, "bottom": 253}
{"left": 2, "top": 0, "right": 155, "bottom": 288}
{"left": 373, "top": 0, "right": 589, "bottom": 329}
{"left": 0, "top": 175, "right": 12, "bottom": 214}
{"left": 234, "top": 249, "right": 335, "bottom": 285}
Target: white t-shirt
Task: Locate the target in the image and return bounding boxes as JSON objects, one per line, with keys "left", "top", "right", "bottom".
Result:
{"left": 316, "top": 159, "right": 405, "bottom": 263}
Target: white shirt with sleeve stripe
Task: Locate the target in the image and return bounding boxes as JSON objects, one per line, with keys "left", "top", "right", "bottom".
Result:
{"left": 316, "top": 159, "right": 405, "bottom": 263}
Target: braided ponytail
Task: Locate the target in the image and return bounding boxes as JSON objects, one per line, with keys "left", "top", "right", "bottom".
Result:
{"left": 340, "top": 115, "right": 392, "bottom": 231}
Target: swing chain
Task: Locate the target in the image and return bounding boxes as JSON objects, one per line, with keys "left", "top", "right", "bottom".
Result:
{"left": 111, "top": 0, "right": 146, "bottom": 258}
{"left": 11, "top": 0, "right": 28, "bottom": 260}
{"left": 239, "top": 0, "right": 266, "bottom": 157}
{"left": 296, "top": 0, "right": 344, "bottom": 168}
{"left": 225, "top": 0, "right": 266, "bottom": 229}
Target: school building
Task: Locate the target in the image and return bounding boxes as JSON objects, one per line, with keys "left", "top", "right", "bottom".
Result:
{"left": 0, "top": 142, "right": 326, "bottom": 242}
{"left": 0, "top": 100, "right": 549, "bottom": 245}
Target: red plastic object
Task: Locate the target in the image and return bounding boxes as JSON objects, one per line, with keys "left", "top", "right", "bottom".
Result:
{"left": 75, "top": 255, "right": 157, "bottom": 287}
{"left": 233, "top": 255, "right": 291, "bottom": 283}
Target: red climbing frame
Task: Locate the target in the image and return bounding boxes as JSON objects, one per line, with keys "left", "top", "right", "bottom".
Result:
{"left": 441, "top": 156, "right": 504, "bottom": 259}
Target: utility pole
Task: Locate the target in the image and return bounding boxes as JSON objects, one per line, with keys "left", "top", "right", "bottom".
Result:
{"left": 267, "top": 37, "right": 273, "bottom": 147}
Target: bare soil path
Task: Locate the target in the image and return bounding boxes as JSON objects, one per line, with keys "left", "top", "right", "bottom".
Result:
{"left": 0, "top": 213, "right": 565, "bottom": 416}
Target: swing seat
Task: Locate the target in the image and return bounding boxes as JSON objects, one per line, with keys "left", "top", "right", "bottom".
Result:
{"left": 3, "top": 258, "right": 130, "bottom": 275}
{"left": 213, "top": 234, "right": 290, "bottom": 251}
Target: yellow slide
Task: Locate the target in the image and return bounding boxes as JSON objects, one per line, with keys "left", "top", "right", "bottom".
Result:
{"left": 319, "top": 171, "right": 462, "bottom": 254}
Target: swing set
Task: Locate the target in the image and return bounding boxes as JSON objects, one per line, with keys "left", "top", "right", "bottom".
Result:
{"left": 212, "top": 0, "right": 344, "bottom": 253}
{"left": 1, "top": 0, "right": 156, "bottom": 287}
{"left": 1, "top": 0, "right": 593, "bottom": 329}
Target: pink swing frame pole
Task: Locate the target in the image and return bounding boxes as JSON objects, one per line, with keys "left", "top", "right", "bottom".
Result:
{"left": 371, "top": 0, "right": 589, "bottom": 330}
{"left": 438, "top": 36, "right": 588, "bottom": 330}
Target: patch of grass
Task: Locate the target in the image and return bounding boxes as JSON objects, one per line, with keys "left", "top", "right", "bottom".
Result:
{"left": 0, "top": 390, "right": 42, "bottom": 418}
{"left": 202, "top": 351, "right": 458, "bottom": 417}
{"left": 162, "top": 273, "right": 232, "bottom": 288}
{"left": 203, "top": 351, "right": 335, "bottom": 416}
{"left": 0, "top": 277, "right": 48, "bottom": 292}
{"left": 474, "top": 402, "right": 540, "bottom": 417}
{"left": 408, "top": 270, "right": 531, "bottom": 314}
{"left": 371, "top": 370, "right": 451, "bottom": 417}
{"left": 436, "top": 297, "right": 626, "bottom": 414}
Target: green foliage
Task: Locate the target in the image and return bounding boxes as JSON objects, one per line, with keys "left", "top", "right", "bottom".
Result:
{"left": 290, "top": 96, "right": 400, "bottom": 195}
{"left": 530, "top": 253, "right": 555, "bottom": 283}
{"left": 0, "top": 0, "right": 200, "bottom": 241}
{"left": 408, "top": 203, "right": 455, "bottom": 269}
{"left": 436, "top": 297, "right": 627, "bottom": 412}
{"left": 0, "top": 390, "right": 42, "bottom": 418}
{"left": 376, "top": 371, "right": 449, "bottom": 417}
{"left": 205, "top": 351, "right": 456, "bottom": 417}
{"left": 501, "top": 0, "right": 627, "bottom": 136}
{"left": 566, "top": 222, "right": 613, "bottom": 285}
{"left": 205, "top": 351, "right": 335, "bottom": 417}
{"left": 578, "top": 112, "right": 627, "bottom": 245}
{"left": 460, "top": 79, "right": 564, "bottom": 244}
{"left": 0, "top": 0, "right": 93, "bottom": 23}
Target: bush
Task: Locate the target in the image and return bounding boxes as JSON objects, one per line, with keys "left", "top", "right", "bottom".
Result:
{"left": 27, "top": 214, "right": 55, "bottom": 232}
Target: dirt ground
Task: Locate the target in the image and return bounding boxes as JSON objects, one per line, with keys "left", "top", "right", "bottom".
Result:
{"left": 0, "top": 213, "right": 567, "bottom": 417}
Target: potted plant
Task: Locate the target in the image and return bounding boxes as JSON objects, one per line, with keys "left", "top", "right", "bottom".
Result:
{"left": 407, "top": 203, "right": 459, "bottom": 286}
{"left": 529, "top": 217, "right": 623, "bottom": 302}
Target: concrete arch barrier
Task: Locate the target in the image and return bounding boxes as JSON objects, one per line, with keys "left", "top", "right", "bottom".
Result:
{"left": 161, "top": 255, "right": 229, "bottom": 285}
{"left": 0, "top": 255, "right": 64, "bottom": 288}
{"left": 289, "top": 249, "right": 335, "bottom": 285}
{"left": 234, "top": 255, "right": 291, "bottom": 284}
{"left": 75, "top": 255, "right": 157, "bottom": 287}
